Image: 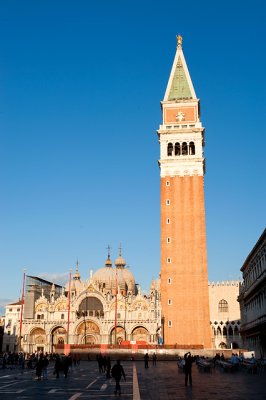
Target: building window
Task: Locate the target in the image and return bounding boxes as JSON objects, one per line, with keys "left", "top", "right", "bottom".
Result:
{"left": 168, "top": 278, "right": 172, "bottom": 284}
{"left": 167, "top": 258, "right": 171, "bottom": 263}
{"left": 166, "top": 199, "right": 170, "bottom": 205}
{"left": 166, "top": 181, "right": 170, "bottom": 186}
{"left": 168, "top": 320, "right": 172, "bottom": 327}
{"left": 175, "top": 142, "right": 181, "bottom": 156}
{"left": 182, "top": 142, "right": 188, "bottom": 155}
{"left": 166, "top": 218, "right": 170, "bottom": 224}
{"left": 218, "top": 299, "right": 229, "bottom": 312}
{"left": 168, "top": 299, "right": 172, "bottom": 305}
{"left": 61, "top": 314, "right": 64, "bottom": 319}
{"left": 9, "top": 308, "right": 12, "bottom": 312}
{"left": 189, "top": 141, "right": 195, "bottom": 155}
{"left": 167, "top": 142, "right": 173, "bottom": 156}
{"left": 167, "top": 237, "right": 171, "bottom": 243}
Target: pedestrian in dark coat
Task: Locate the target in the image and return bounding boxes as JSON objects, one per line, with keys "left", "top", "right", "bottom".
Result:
{"left": 106, "top": 356, "right": 112, "bottom": 378}
{"left": 144, "top": 353, "right": 149, "bottom": 368}
{"left": 54, "top": 354, "right": 61, "bottom": 379}
{"left": 111, "top": 360, "right": 126, "bottom": 396}
{"left": 184, "top": 352, "right": 194, "bottom": 386}
{"left": 35, "top": 354, "right": 43, "bottom": 380}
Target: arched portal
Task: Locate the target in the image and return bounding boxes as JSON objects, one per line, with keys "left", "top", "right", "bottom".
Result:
{"left": 131, "top": 326, "right": 149, "bottom": 343}
{"left": 51, "top": 326, "right": 67, "bottom": 352}
{"left": 110, "top": 326, "right": 125, "bottom": 345}
{"left": 76, "top": 320, "right": 100, "bottom": 344}
{"left": 28, "top": 327, "right": 46, "bottom": 353}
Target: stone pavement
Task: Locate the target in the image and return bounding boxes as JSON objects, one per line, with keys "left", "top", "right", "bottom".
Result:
{"left": 0, "top": 360, "right": 265, "bottom": 399}
{"left": 137, "top": 360, "right": 266, "bottom": 400}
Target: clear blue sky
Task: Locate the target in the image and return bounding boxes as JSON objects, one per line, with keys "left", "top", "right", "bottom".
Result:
{"left": 0, "top": 0, "right": 265, "bottom": 310}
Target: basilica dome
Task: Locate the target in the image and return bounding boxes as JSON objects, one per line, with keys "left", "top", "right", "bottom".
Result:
{"left": 92, "top": 253, "right": 136, "bottom": 295}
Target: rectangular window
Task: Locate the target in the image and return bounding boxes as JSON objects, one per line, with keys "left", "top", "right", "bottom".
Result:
{"left": 167, "top": 237, "right": 171, "bottom": 243}
{"left": 167, "top": 258, "right": 171, "bottom": 263}
{"left": 166, "top": 199, "right": 170, "bottom": 205}
{"left": 61, "top": 314, "right": 64, "bottom": 319}
{"left": 168, "top": 299, "right": 172, "bottom": 305}
{"left": 168, "top": 278, "right": 172, "bottom": 284}
{"left": 166, "top": 218, "right": 170, "bottom": 224}
{"left": 166, "top": 181, "right": 170, "bottom": 186}
{"left": 168, "top": 320, "right": 172, "bottom": 327}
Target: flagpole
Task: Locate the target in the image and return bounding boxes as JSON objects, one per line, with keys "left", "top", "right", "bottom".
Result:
{"left": 67, "top": 268, "right": 72, "bottom": 344}
{"left": 19, "top": 269, "right": 26, "bottom": 352}
{"left": 114, "top": 266, "right": 118, "bottom": 345}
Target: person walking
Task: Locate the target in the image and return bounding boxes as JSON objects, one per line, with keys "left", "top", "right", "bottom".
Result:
{"left": 184, "top": 352, "right": 194, "bottom": 386}
{"left": 111, "top": 360, "right": 126, "bottom": 396}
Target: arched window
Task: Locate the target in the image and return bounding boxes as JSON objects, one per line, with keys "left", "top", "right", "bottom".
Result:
{"left": 189, "top": 141, "right": 195, "bottom": 155}
{"left": 167, "top": 143, "right": 173, "bottom": 156}
{"left": 175, "top": 142, "right": 181, "bottom": 156}
{"left": 182, "top": 142, "right": 188, "bottom": 155}
{"left": 228, "top": 326, "right": 233, "bottom": 336}
{"left": 218, "top": 299, "right": 229, "bottom": 312}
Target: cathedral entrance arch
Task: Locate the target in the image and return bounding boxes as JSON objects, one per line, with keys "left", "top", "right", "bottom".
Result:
{"left": 51, "top": 326, "right": 67, "bottom": 352}
{"left": 76, "top": 320, "right": 100, "bottom": 344}
{"left": 110, "top": 326, "right": 125, "bottom": 345}
{"left": 28, "top": 327, "right": 46, "bottom": 353}
{"left": 131, "top": 326, "right": 149, "bottom": 343}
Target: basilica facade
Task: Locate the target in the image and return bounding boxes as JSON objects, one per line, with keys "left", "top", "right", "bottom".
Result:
{"left": 3, "top": 252, "right": 161, "bottom": 354}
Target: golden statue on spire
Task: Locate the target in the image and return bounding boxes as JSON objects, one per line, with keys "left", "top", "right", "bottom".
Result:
{"left": 177, "top": 34, "right": 183, "bottom": 47}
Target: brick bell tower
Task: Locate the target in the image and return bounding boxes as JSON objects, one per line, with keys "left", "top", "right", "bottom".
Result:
{"left": 158, "top": 35, "right": 211, "bottom": 348}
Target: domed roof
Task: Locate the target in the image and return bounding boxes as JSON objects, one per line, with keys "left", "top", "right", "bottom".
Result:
{"left": 92, "top": 252, "right": 136, "bottom": 293}
{"left": 121, "top": 267, "right": 135, "bottom": 289}
{"left": 115, "top": 256, "right": 126, "bottom": 268}
{"left": 93, "top": 266, "right": 116, "bottom": 290}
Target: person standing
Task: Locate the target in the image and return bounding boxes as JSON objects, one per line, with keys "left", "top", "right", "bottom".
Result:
{"left": 184, "top": 352, "right": 194, "bottom": 386}
{"left": 152, "top": 352, "right": 157, "bottom": 366}
{"left": 42, "top": 354, "right": 49, "bottom": 380}
{"left": 106, "top": 356, "right": 112, "bottom": 378}
{"left": 111, "top": 360, "right": 126, "bottom": 396}
{"left": 35, "top": 353, "right": 43, "bottom": 381}
{"left": 144, "top": 353, "right": 149, "bottom": 369}
{"left": 54, "top": 354, "right": 61, "bottom": 379}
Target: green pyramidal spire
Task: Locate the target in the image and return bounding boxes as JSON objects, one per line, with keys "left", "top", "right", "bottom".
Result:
{"left": 164, "top": 35, "right": 196, "bottom": 102}
{"left": 168, "top": 56, "right": 193, "bottom": 100}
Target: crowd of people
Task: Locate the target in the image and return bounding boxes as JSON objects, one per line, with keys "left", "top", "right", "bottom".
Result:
{"left": 0, "top": 351, "right": 81, "bottom": 380}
